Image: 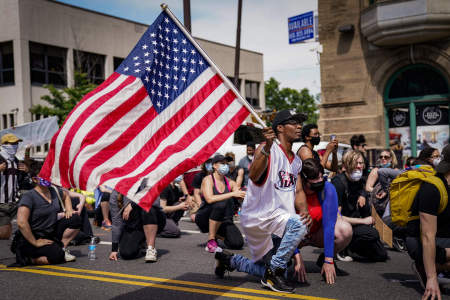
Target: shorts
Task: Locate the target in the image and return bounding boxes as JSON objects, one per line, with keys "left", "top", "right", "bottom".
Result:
{"left": 0, "top": 202, "right": 18, "bottom": 226}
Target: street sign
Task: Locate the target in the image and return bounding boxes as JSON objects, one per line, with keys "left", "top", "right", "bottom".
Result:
{"left": 288, "top": 11, "right": 314, "bottom": 44}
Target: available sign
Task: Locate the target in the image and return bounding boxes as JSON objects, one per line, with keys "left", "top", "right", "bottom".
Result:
{"left": 288, "top": 11, "right": 314, "bottom": 44}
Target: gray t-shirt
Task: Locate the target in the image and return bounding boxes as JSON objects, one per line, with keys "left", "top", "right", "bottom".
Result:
{"left": 19, "top": 188, "right": 62, "bottom": 235}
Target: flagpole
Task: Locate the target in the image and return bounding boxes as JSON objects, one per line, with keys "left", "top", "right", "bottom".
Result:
{"left": 160, "top": 3, "right": 267, "bottom": 128}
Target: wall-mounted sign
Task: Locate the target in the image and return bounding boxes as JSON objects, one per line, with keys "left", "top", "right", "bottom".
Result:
{"left": 389, "top": 108, "right": 410, "bottom": 128}
{"left": 288, "top": 11, "right": 314, "bottom": 44}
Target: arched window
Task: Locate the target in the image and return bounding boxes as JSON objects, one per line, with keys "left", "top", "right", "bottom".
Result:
{"left": 384, "top": 64, "right": 450, "bottom": 157}
{"left": 385, "top": 64, "right": 449, "bottom": 102}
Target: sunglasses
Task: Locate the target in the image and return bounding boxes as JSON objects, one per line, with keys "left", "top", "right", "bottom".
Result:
{"left": 282, "top": 120, "right": 300, "bottom": 126}
{"left": 379, "top": 155, "right": 391, "bottom": 159}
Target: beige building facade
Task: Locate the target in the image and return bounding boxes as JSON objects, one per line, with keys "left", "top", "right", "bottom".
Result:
{"left": 0, "top": 0, "right": 265, "bottom": 130}
{"left": 318, "top": 0, "right": 450, "bottom": 160}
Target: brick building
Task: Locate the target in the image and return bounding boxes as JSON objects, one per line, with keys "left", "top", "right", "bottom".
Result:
{"left": 318, "top": 0, "right": 450, "bottom": 162}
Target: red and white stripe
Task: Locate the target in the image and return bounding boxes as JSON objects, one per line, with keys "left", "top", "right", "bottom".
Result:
{"left": 40, "top": 67, "right": 249, "bottom": 210}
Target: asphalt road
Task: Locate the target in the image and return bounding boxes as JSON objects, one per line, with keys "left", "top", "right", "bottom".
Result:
{"left": 1, "top": 217, "right": 449, "bottom": 300}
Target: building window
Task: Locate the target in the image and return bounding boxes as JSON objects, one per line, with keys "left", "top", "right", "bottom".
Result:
{"left": 1, "top": 113, "right": 15, "bottom": 129}
{"left": 74, "top": 50, "right": 105, "bottom": 84}
{"left": 227, "top": 77, "right": 241, "bottom": 89}
{"left": 30, "top": 42, "right": 67, "bottom": 86}
{"left": 245, "top": 80, "right": 260, "bottom": 108}
{"left": 0, "top": 41, "right": 14, "bottom": 86}
{"left": 388, "top": 65, "right": 448, "bottom": 100}
{"left": 113, "top": 57, "right": 124, "bottom": 71}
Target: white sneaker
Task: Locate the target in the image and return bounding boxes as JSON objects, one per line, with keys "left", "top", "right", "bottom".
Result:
{"left": 63, "top": 248, "right": 76, "bottom": 262}
{"left": 336, "top": 252, "right": 353, "bottom": 262}
{"left": 145, "top": 246, "right": 157, "bottom": 262}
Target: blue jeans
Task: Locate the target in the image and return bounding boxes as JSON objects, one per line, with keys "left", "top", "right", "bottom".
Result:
{"left": 231, "top": 215, "right": 307, "bottom": 276}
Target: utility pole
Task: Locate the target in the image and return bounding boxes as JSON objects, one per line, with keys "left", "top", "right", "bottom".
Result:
{"left": 183, "top": 0, "right": 192, "bottom": 33}
{"left": 233, "top": 0, "right": 242, "bottom": 91}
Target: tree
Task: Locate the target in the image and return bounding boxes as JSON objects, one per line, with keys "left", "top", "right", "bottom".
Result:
{"left": 30, "top": 72, "right": 97, "bottom": 126}
{"left": 264, "top": 77, "right": 319, "bottom": 124}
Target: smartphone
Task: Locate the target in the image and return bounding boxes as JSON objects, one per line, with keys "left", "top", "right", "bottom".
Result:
{"left": 330, "top": 134, "right": 336, "bottom": 141}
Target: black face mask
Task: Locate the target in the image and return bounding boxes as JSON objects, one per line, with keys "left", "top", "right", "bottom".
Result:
{"left": 310, "top": 136, "right": 320, "bottom": 145}
{"left": 309, "top": 180, "right": 325, "bottom": 192}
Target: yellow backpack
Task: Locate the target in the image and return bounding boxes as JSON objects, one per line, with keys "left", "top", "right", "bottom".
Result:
{"left": 390, "top": 165, "right": 448, "bottom": 227}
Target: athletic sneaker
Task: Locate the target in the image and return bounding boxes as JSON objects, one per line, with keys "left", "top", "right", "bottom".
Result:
{"left": 336, "top": 251, "right": 353, "bottom": 262}
{"left": 63, "top": 248, "right": 76, "bottom": 262}
{"left": 214, "top": 250, "right": 235, "bottom": 278}
{"left": 411, "top": 261, "right": 427, "bottom": 290}
{"left": 145, "top": 246, "right": 157, "bottom": 262}
{"left": 392, "top": 237, "right": 406, "bottom": 252}
{"left": 205, "top": 239, "right": 222, "bottom": 253}
{"left": 261, "top": 267, "right": 294, "bottom": 293}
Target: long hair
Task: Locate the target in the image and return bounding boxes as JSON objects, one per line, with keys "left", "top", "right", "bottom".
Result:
{"left": 342, "top": 150, "right": 364, "bottom": 174}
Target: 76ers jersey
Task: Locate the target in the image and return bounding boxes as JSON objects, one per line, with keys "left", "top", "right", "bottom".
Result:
{"left": 240, "top": 142, "right": 302, "bottom": 261}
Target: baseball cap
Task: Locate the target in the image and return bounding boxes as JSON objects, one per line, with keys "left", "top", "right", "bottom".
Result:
{"left": 1, "top": 133, "right": 22, "bottom": 144}
{"left": 211, "top": 154, "right": 232, "bottom": 164}
{"left": 272, "top": 110, "right": 307, "bottom": 131}
{"left": 436, "top": 144, "right": 450, "bottom": 174}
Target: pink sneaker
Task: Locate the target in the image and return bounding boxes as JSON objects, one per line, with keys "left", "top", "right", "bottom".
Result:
{"left": 205, "top": 239, "right": 222, "bottom": 253}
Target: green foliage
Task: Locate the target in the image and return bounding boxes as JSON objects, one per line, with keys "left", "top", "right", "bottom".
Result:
{"left": 30, "top": 72, "right": 97, "bottom": 126}
{"left": 264, "top": 77, "right": 319, "bottom": 125}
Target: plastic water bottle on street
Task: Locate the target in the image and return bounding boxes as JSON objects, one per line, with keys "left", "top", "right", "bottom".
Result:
{"left": 88, "top": 237, "right": 97, "bottom": 260}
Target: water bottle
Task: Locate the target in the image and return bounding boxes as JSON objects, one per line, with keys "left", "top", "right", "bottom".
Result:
{"left": 88, "top": 237, "right": 97, "bottom": 260}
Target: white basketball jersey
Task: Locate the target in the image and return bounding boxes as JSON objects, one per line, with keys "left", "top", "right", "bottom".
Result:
{"left": 240, "top": 142, "right": 302, "bottom": 261}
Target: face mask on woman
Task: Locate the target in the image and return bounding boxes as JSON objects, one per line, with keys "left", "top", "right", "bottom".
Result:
{"left": 205, "top": 163, "right": 213, "bottom": 173}
{"left": 218, "top": 164, "right": 229, "bottom": 176}
{"left": 37, "top": 177, "right": 52, "bottom": 187}
{"left": 174, "top": 175, "right": 183, "bottom": 183}
{"left": 433, "top": 157, "right": 441, "bottom": 167}
{"left": 350, "top": 170, "right": 362, "bottom": 181}
{"left": 380, "top": 162, "right": 391, "bottom": 168}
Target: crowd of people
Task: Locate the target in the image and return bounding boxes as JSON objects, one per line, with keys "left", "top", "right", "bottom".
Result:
{"left": 1, "top": 110, "right": 450, "bottom": 299}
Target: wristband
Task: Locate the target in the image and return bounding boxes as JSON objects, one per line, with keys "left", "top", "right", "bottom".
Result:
{"left": 324, "top": 260, "right": 334, "bottom": 265}
{"left": 261, "top": 147, "right": 270, "bottom": 157}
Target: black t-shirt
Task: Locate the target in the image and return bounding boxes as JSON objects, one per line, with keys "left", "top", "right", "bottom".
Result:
{"left": 407, "top": 174, "right": 450, "bottom": 238}
{"left": 19, "top": 188, "right": 63, "bottom": 235}
{"left": 160, "top": 184, "right": 183, "bottom": 206}
{"left": 192, "top": 171, "right": 208, "bottom": 189}
{"left": 331, "top": 173, "right": 369, "bottom": 218}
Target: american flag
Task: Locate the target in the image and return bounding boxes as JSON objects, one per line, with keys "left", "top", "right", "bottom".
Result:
{"left": 39, "top": 11, "right": 251, "bottom": 210}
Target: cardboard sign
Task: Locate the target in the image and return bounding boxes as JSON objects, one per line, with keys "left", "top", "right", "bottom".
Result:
{"left": 371, "top": 205, "right": 393, "bottom": 248}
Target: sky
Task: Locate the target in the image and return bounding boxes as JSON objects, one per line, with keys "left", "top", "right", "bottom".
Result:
{"left": 57, "top": 0, "right": 321, "bottom": 95}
